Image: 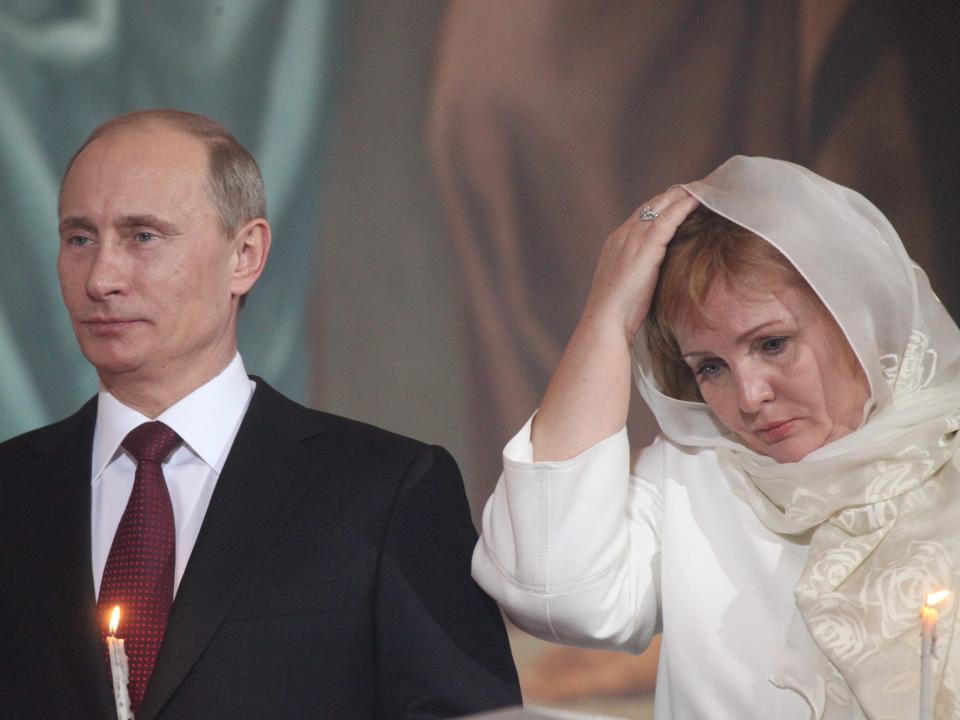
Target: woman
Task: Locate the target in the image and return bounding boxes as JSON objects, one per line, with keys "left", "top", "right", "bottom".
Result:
{"left": 473, "top": 156, "right": 960, "bottom": 718}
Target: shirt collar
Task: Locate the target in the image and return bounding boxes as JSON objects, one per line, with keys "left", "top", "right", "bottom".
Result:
{"left": 91, "top": 354, "right": 255, "bottom": 482}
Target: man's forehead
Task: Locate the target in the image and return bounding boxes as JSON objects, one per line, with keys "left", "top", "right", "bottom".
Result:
{"left": 59, "top": 133, "right": 215, "bottom": 225}
{"left": 62, "top": 125, "right": 211, "bottom": 198}
{"left": 80, "top": 122, "right": 206, "bottom": 161}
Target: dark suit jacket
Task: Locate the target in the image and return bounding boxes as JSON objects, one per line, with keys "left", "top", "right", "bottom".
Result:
{"left": 0, "top": 379, "right": 520, "bottom": 718}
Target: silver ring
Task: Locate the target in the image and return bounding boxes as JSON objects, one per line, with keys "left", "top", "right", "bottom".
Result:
{"left": 639, "top": 206, "right": 659, "bottom": 222}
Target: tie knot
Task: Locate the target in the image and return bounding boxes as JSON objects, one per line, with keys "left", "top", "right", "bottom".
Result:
{"left": 122, "top": 421, "right": 182, "bottom": 464}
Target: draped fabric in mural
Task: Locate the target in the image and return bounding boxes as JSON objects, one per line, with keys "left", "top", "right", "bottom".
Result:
{"left": 428, "top": 0, "right": 960, "bottom": 492}
{"left": 0, "top": 0, "right": 341, "bottom": 441}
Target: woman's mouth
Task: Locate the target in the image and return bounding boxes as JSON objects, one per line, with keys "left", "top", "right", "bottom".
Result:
{"left": 756, "top": 419, "right": 796, "bottom": 442}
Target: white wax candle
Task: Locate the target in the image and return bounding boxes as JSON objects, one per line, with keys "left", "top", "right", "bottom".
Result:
{"left": 920, "top": 590, "right": 949, "bottom": 720}
{"left": 106, "top": 606, "right": 134, "bottom": 720}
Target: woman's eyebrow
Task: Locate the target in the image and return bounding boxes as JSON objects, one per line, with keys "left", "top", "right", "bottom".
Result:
{"left": 681, "top": 320, "right": 786, "bottom": 359}
{"left": 734, "top": 319, "right": 784, "bottom": 344}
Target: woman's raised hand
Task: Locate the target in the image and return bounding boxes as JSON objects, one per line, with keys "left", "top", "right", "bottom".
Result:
{"left": 583, "top": 187, "right": 699, "bottom": 341}
{"left": 531, "top": 188, "right": 698, "bottom": 461}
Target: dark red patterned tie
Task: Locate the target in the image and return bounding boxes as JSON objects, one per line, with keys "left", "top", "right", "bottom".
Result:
{"left": 99, "top": 421, "right": 181, "bottom": 712}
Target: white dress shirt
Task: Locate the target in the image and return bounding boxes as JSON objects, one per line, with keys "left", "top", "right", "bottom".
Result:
{"left": 473, "top": 415, "right": 818, "bottom": 720}
{"left": 91, "top": 353, "right": 255, "bottom": 598}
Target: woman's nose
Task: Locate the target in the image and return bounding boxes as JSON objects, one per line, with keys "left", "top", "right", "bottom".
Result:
{"left": 735, "top": 370, "right": 774, "bottom": 414}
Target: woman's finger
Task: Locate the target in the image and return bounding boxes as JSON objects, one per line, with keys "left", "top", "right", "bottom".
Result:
{"left": 612, "top": 188, "right": 696, "bottom": 249}
{"left": 620, "top": 191, "right": 698, "bottom": 256}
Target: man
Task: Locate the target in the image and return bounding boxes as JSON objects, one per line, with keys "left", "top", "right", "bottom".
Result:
{"left": 0, "top": 110, "right": 520, "bottom": 718}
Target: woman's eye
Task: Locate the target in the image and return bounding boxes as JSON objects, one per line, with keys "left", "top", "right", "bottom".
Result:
{"left": 696, "top": 361, "right": 724, "bottom": 378}
{"left": 760, "top": 337, "right": 788, "bottom": 354}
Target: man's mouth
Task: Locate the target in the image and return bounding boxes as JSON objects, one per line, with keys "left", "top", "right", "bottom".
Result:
{"left": 81, "top": 318, "right": 140, "bottom": 334}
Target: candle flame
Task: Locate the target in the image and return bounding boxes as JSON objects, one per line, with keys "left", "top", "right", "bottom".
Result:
{"left": 108, "top": 605, "right": 121, "bottom": 635}
{"left": 926, "top": 590, "right": 950, "bottom": 607}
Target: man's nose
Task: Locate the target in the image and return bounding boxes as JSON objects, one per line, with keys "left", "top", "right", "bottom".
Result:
{"left": 735, "top": 369, "right": 774, "bottom": 414}
{"left": 85, "top": 240, "right": 130, "bottom": 299}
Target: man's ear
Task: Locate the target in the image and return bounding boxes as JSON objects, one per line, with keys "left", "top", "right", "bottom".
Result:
{"left": 229, "top": 218, "right": 271, "bottom": 297}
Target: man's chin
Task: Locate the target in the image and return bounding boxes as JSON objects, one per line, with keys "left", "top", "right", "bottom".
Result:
{"left": 79, "top": 350, "right": 148, "bottom": 381}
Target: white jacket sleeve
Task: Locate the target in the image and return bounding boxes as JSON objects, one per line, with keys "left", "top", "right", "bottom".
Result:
{"left": 472, "top": 413, "right": 665, "bottom": 654}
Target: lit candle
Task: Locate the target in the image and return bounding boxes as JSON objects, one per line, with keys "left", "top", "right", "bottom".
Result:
{"left": 106, "top": 605, "right": 134, "bottom": 720}
{"left": 920, "top": 590, "right": 950, "bottom": 720}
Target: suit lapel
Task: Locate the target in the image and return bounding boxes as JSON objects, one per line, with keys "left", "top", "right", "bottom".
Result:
{"left": 28, "top": 400, "right": 116, "bottom": 718}
{"left": 138, "top": 381, "right": 327, "bottom": 719}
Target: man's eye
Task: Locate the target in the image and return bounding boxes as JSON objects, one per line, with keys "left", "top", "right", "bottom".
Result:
{"left": 134, "top": 232, "right": 157, "bottom": 243}
{"left": 66, "top": 235, "right": 91, "bottom": 246}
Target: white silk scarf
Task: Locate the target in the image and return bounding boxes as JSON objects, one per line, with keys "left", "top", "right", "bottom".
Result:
{"left": 634, "top": 156, "right": 960, "bottom": 719}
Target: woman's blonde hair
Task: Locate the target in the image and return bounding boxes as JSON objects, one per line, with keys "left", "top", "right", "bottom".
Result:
{"left": 644, "top": 206, "right": 821, "bottom": 401}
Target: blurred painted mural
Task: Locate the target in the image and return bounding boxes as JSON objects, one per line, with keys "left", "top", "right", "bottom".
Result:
{"left": 3, "top": 1, "right": 958, "bottom": 717}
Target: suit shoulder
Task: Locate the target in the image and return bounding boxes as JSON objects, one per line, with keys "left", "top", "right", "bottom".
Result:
{"left": 0, "top": 399, "right": 95, "bottom": 462}
{"left": 316, "top": 411, "right": 429, "bottom": 455}
{"left": 313, "top": 410, "right": 458, "bottom": 482}
{"left": 252, "top": 378, "right": 443, "bottom": 465}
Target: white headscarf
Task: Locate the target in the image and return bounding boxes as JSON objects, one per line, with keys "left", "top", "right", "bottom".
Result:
{"left": 634, "top": 156, "right": 960, "bottom": 719}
